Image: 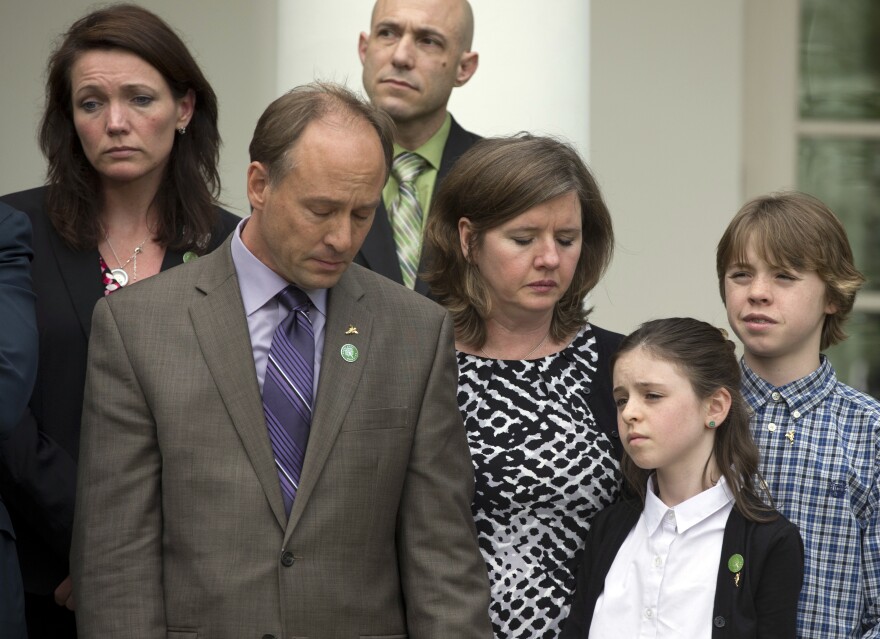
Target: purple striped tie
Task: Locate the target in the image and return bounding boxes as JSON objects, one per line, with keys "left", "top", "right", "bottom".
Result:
{"left": 263, "top": 286, "right": 314, "bottom": 515}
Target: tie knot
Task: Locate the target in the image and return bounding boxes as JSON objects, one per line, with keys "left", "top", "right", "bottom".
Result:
{"left": 277, "top": 286, "right": 310, "bottom": 314}
{"left": 392, "top": 152, "right": 428, "bottom": 185}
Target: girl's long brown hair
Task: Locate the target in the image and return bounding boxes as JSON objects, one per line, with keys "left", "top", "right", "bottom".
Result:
{"left": 614, "top": 317, "right": 775, "bottom": 522}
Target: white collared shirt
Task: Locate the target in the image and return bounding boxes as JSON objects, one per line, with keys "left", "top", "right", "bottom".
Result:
{"left": 590, "top": 476, "right": 734, "bottom": 639}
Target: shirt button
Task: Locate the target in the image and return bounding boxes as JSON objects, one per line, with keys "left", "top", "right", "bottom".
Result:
{"left": 768, "top": 423, "right": 777, "bottom": 432}
{"left": 771, "top": 391, "right": 781, "bottom": 401}
{"left": 654, "top": 556, "right": 663, "bottom": 568}
{"left": 644, "top": 607, "right": 654, "bottom": 619}
{"left": 793, "top": 409, "right": 801, "bottom": 418}
{"left": 714, "top": 616, "right": 726, "bottom": 628}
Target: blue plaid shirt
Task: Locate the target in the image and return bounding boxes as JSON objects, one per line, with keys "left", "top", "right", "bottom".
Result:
{"left": 742, "top": 357, "right": 880, "bottom": 638}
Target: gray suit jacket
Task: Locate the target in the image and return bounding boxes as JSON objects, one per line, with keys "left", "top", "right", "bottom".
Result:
{"left": 71, "top": 238, "right": 492, "bottom": 639}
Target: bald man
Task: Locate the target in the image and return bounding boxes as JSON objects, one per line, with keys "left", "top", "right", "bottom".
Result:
{"left": 356, "top": 0, "right": 480, "bottom": 295}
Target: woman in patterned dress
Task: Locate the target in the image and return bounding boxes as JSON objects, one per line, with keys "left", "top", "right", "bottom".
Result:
{"left": 423, "top": 134, "right": 623, "bottom": 638}
{"left": 0, "top": 7, "right": 238, "bottom": 637}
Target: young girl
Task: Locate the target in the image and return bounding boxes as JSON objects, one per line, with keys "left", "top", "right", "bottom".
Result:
{"left": 561, "top": 318, "right": 803, "bottom": 639}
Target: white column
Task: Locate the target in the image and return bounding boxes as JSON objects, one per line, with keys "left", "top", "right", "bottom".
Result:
{"left": 588, "top": 0, "right": 746, "bottom": 334}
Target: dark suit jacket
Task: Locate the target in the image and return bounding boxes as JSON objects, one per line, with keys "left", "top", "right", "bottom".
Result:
{"left": 0, "top": 186, "right": 239, "bottom": 595}
{"left": 71, "top": 239, "right": 492, "bottom": 638}
{"left": 354, "top": 115, "right": 480, "bottom": 296}
{"left": 0, "top": 203, "right": 37, "bottom": 435}
{"left": 561, "top": 497, "right": 804, "bottom": 638}
{"left": 0, "top": 202, "right": 38, "bottom": 639}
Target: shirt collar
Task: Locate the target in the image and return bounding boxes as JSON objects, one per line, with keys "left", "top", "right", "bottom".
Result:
{"left": 643, "top": 475, "right": 733, "bottom": 535}
{"left": 392, "top": 112, "right": 452, "bottom": 171}
{"left": 740, "top": 355, "right": 836, "bottom": 416}
{"left": 230, "top": 217, "right": 328, "bottom": 318}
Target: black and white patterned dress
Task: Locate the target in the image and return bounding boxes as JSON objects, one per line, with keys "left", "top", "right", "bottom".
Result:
{"left": 457, "top": 324, "right": 621, "bottom": 638}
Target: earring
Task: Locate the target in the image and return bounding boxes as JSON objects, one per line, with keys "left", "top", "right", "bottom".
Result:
{"left": 177, "top": 126, "right": 187, "bottom": 135}
{"left": 706, "top": 420, "right": 719, "bottom": 429}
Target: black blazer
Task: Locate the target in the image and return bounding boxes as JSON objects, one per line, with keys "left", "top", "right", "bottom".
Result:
{"left": 0, "top": 186, "right": 239, "bottom": 595}
{"left": 562, "top": 497, "right": 804, "bottom": 639}
{"left": 354, "top": 115, "right": 480, "bottom": 296}
{"left": 583, "top": 323, "right": 624, "bottom": 460}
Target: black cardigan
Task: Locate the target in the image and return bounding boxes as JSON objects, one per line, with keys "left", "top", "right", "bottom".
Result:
{"left": 582, "top": 323, "right": 624, "bottom": 460}
{"left": 561, "top": 497, "right": 804, "bottom": 638}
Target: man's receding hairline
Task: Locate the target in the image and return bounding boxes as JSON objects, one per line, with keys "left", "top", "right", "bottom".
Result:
{"left": 270, "top": 90, "right": 386, "bottom": 184}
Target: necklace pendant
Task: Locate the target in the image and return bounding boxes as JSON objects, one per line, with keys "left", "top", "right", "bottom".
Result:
{"left": 111, "top": 268, "right": 129, "bottom": 286}
{"left": 785, "top": 430, "right": 795, "bottom": 444}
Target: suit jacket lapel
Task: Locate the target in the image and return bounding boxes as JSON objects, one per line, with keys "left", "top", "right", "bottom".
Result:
{"left": 286, "top": 268, "right": 373, "bottom": 534}
{"left": 358, "top": 116, "right": 479, "bottom": 297}
{"left": 437, "top": 116, "right": 474, "bottom": 181}
{"left": 45, "top": 225, "right": 104, "bottom": 339}
{"left": 45, "top": 219, "right": 189, "bottom": 340}
{"left": 189, "top": 242, "right": 288, "bottom": 529}
{"left": 358, "top": 200, "right": 404, "bottom": 285}
{"left": 414, "top": 116, "right": 477, "bottom": 296}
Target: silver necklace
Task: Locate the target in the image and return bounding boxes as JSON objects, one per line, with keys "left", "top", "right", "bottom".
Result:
{"left": 105, "top": 233, "right": 149, "bottom": 286}
{"left": 479, "top": 330, "right": 550, "bottom": 360}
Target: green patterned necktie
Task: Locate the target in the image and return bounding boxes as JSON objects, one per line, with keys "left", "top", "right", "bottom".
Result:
{"left": 390, "top": 152, "right": 428, "bottom": 289}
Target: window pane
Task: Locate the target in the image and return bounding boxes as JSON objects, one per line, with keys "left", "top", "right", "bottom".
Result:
{"left": 797, "top": 137, "right": 880, "bottom": 291}
{"left": 826, "top": 311, "right": 880, "bottom": 399}
{"left": 800, "top": 0, "right": 880, "bottom": 119}
{"left": 798, "top": 137, "right": 880, "bottom": 395}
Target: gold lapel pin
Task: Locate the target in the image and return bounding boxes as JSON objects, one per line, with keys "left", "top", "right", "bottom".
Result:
{"left": 785, "top": 430, "right": 795, "bottom": 444}
{"left": 345, "top": 325, "right": 359, "bottom": 335}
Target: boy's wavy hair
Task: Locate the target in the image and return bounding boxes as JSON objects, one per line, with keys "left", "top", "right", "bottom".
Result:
{"left": 716, "top": 192, "right": 865, "bottom": 350}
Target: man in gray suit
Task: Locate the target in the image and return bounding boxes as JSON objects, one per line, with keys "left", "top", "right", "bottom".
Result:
{"left": 71, "top": 83, "right": 491, "bottom": 639}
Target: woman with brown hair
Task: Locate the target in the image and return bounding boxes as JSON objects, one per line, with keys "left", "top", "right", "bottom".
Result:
{"left": 0, "top": 6, "right": 238, "bottom": 636}
{"left": 423, "top": 134, "right": 622, "bottom": 638}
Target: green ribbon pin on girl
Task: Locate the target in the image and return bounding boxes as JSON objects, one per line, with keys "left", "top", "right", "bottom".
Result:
{"left": 728, "top": 553, "right": 744, "bottom": 587}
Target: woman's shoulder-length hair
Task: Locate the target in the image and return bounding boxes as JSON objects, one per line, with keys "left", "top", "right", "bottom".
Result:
{"left": 40, "top": 3, "right": 222, "bottom": 252}
{"left": 423, "top": 133, "right": 614, "bottom": 347}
